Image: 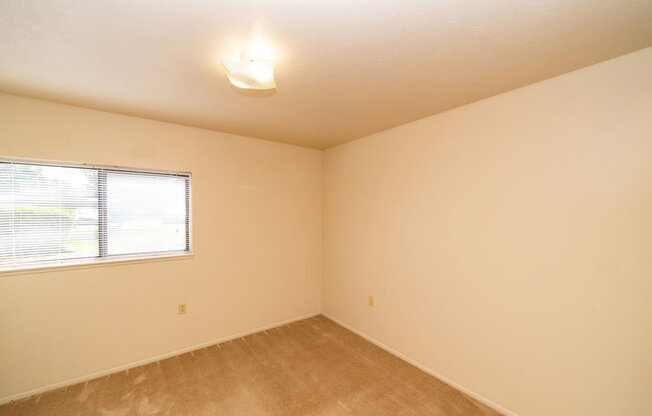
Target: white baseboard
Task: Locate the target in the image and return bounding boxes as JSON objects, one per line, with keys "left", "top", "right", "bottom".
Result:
{"left": 321, "top": 312, "right": 519, "bottom": 416}
{"left": 0, "top": 311, "right": 320, "bottom": 405}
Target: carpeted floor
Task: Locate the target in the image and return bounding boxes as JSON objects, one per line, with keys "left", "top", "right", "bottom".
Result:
{"left": 0, "top": 315, "right": 501, "bottom": 415}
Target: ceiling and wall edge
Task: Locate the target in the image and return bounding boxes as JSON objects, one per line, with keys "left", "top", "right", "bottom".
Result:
{"left": 3, "top": 47, "right": 649, "bottom": 152}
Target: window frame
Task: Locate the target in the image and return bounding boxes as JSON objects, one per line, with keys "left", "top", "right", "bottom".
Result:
{"left": 0, "top": 156, "right": 193, "bottom": 273}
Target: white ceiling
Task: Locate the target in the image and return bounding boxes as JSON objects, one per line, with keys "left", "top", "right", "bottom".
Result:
{"left": 1, "top": 1, "right": 651, "bottom": 149}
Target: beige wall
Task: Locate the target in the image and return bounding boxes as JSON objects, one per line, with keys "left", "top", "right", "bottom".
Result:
{"left": 0, "top": 94, "right": 322, "bottom": 400}
{"left": 322, "top": 47, "right": 651, "bottom": 416}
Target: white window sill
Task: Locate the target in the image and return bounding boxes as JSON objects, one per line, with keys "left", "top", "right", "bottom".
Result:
{"left": 0, "top": 252, "right": 194, "bottom": 276}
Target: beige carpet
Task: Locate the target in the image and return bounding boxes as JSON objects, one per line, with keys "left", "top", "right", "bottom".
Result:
{"left": 0, "top": 315, "right": 501, "bottom": 416}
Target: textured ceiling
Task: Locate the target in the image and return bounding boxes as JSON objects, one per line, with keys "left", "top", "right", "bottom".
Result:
{"left": 1, "top": 0, "right": 651, "bottom": 149}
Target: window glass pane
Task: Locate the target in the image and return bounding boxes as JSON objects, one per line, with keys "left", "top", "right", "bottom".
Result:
{"left": 0, "top": 162, "right": 99, "bottom": 268}
{"left": 106, "top": 172, "right": 187, "bottom": 256}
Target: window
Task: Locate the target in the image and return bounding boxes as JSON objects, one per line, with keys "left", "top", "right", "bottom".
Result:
{"left": 0, "top": 159, "right": 191, "bottom": 271}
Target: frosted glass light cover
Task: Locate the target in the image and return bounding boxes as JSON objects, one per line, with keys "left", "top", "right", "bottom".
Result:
{"left": 220, "top": 55, "right": 276, "bottom": 90}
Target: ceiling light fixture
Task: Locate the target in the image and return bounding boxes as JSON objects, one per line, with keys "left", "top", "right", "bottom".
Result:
{"left": 220, "top": 53, "right": 276, "bottom": 90}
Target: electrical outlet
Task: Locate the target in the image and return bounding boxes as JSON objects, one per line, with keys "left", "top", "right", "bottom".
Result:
{"left": 368, "top": 296, "right": 374, "bottom": 307}
{"left": 178, "top": 303, "right": 187, "bottom": 315}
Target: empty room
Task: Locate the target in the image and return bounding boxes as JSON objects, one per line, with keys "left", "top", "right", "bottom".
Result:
{"left": 0, "top": 1, "right": 650, "bottom": 415}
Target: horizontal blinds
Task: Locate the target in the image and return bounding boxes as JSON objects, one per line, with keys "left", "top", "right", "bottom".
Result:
{"left": 0, "top": 160, "right": 190, "bottom": 271}
{"left": 0, "top": 162, "right": 99, "bottom": 268}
